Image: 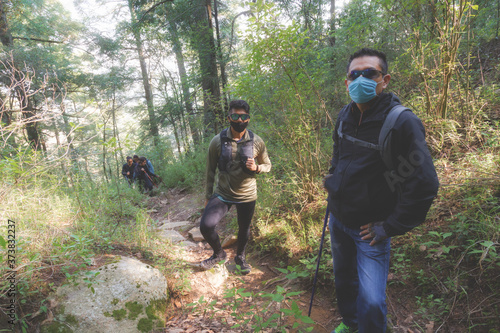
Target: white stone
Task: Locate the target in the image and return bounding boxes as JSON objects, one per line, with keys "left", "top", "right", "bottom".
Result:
{"left": 222, "top": 235, "right": 238, "bottom": 248}
{"left": 178, "top": 241, "right": 198, "bottom": 248}
{"left": 188, "top": 227, "right": 204, "bottom": 242}
{"left": 53, "top": 256, "right": 167, "bottom": 333}
{"left": 204, "top": 263, "right": 229, "bottom": 289}
{"left": 157, "top": 229, "right": 186, "bottom": 243}
{"left": 157, "top": 221, "right": 191, "bottom": 230}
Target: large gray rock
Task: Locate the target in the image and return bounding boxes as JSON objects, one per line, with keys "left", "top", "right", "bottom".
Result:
{"left": 44, "top": 256, "right": 168, "bottom": 333}
{"left": 222, "top": 235, "right": 238, "bottom": 248}
{"left": 157, "top": 229, "right": 186, "bottom": 243}
{"left": 157, "top": 220, "right": 191, "bottom": 230}
{"left": 187, "top": 227, "right": 204, "bottom": 242}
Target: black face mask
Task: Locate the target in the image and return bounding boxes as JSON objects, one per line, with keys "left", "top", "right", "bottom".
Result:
{"left": 230, "top": 121, "right": 248, "bottom": 133}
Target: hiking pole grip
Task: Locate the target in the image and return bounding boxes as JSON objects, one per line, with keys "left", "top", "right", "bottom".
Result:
{"left": 308, "top": 209, "right": 330, "bottom": 317}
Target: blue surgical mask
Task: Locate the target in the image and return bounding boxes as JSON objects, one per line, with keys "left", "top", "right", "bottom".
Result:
{"left": 348, "top": 76, "right": 383, "bottom": 104}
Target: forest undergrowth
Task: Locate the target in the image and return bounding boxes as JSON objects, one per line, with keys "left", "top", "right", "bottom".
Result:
{"left": 1, "top": 116, "right": 499, "bottom": 332}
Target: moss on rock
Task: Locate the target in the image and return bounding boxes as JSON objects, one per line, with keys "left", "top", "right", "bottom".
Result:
{"left": 41, "top": 321, "right": 74, "bottom": 333}
{"left": 65, "top": 314, "right": 78, "bottom": 326}
{"left": 112, "top": 308, "right": 127, "bottom": 321}
{"left": 137, "top": 318, "right": 153, "bottom": 332}
{"left": 145, "top": 298, "right": 167, "bottom": 327}
{"left": 125, "top": 301, "right": 143, "bottom": 320}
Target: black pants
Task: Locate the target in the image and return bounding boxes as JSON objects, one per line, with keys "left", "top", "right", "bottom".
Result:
{"left": 138, "top": 175, "right": 153, "bottom": 191}
{"left": 124, "top": 176, "right": 133, "bottom": 187}
{"left": 200, "top": 196, "right": 256, "bottom": 256}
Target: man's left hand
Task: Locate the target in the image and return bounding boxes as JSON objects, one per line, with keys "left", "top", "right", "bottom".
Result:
{"left": 246, "top": 158, "right": 258, "bottom": 172}
{"left": 360, "top": 222, "right": 388, "bottom": 246}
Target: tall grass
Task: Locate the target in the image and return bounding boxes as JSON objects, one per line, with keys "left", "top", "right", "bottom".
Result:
{"left": 0, "top": 155, "right": 181, "bottom": 329}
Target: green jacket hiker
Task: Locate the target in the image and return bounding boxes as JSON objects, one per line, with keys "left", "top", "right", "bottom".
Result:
{"left": 205, "top": 128, "right": 271, "bottom": 203}
{"left": 200, "top": 99, "right": 271, "bottom": 275}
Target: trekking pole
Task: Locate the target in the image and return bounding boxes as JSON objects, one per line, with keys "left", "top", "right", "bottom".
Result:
{"left": 308, "top": 209, "right": 329, "bottom": 317}
{"left": 144, "top": 171, "right": 158, "bottom": 188}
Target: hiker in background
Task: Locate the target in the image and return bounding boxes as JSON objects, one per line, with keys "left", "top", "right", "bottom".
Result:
{"left": 323, "top": 48, "right": 439, "bottom": 333}
{"left": 122, "top": 156, "right": 136, "bottom": 187}
{"left": 134, "top": 156, "right": 158, "bottom": 193}
{"left": 133, "top": 154, "right": 154, "bottom": 175}
{"left": 200, "top": 100, "right": 271, "bottom": 274}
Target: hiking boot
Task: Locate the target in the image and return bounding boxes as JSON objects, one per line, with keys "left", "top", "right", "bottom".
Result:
{"left": 200, "top": 251, "right": 227, "bottom": 270}
{"left": 234, "top": 255, "right": 251, "bottom": 275}
{"left": 331, "top": 322, "right": 358, "bottom": 333}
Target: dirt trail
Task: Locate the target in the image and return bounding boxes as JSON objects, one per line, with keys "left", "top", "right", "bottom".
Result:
{"left": 146, "top": 189, "right": 336, "bottom": 333}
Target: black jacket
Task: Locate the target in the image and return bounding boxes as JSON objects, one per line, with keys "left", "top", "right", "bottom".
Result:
{"left": 122, "top": 162, "right": 136, "bottom": 179}
{"left": 325, "top": 93, "right": 439, "bottom": 237}
{"left": 134, "top": 163, "right": 155, "bottom": 180}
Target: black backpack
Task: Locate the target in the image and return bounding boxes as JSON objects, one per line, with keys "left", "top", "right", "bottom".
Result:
{"left": 337, "top": 104, "right": 411, "bottom": 172}
{"left": 218, "top": 128, "right": 255, "bottom": 174}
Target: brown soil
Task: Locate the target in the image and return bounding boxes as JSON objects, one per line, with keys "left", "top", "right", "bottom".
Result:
{"left": 143, "top": 188, "right": 337, "bottom": 333}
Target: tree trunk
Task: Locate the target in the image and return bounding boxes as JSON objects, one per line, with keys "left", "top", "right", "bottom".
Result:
{"left": 111, "top": 86, "right": 125, "bottom": 163}
{"left": 169, "top": 20, "right": 201, "bottom": 146}
{"left": 20, "top": 95, "right": 41, "bottom": 149}
{"left": 0, "top": 1, "right": 13, "bottom": 46}
{"left": 329, "top": 0, "right": 335, "bottom": 47}
{"left": 194, "top": 0, "right": 222, "bottom": 137}
{"left": 102, "top": 120, "right": 109, "bottom": 182}
{"left": 214, "top": 0, "right": 229, "bottom": 111}
{"left": 52, "top": 118, "right": 72, "bottom": 187}
{"left": 497, "top": 0, "right": 500, "bottom": 37}
{"left": 128, "top": 0, "right": 159, "bottom": 145}
{"left": 1, "top": 1, "right": 41, "bottom": 149}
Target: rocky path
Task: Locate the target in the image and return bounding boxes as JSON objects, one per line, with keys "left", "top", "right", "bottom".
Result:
{"left": 148, "top": 190, "right": 437, "bottom": 333}
{"left": 146, "top": 189, "right": 336, "bottom": 333}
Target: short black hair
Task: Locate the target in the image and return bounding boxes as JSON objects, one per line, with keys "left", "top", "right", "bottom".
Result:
{"left": 126, "top": 156, "right": 132, "bottom": 161}
{"left": 228, "top": 100, "right": 250, "bottom": 114}
{"left": 139, "top": 156, "right": 147, "bottom": 162}
{"left": 347, "top": 48, "right": 388, "bottom": 74}
{"left": 133, "top": 155, "right": 139, "bottom": 159}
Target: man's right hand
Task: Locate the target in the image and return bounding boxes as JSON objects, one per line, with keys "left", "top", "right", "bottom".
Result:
{"left": 127, "top": 171, "right": 130, "bottom": 175}
{"left": 323, "top": 174, "right": 333, "bottom": 189}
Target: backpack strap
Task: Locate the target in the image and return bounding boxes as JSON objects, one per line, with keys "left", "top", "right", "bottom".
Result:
{"left": 337, "top": 121, "right": 381, "bottom": 151}
{"left": 218, "top": 128, "right": 255, "bottom": 174}
{"left": 218, "top": 128, "right": 232, "bottom": 172}
{"left": 337, "top": 103, "right": 381, "bottom": 151}
{"left": 239, "top": 130, "right": 255, "bottom": 174}
{"left": 378, "top": 104, "right": 411, "bottom": 171}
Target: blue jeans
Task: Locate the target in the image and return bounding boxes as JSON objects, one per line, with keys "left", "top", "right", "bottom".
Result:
{"left": 329, "top": 214, "right": 391, "bottom": 333}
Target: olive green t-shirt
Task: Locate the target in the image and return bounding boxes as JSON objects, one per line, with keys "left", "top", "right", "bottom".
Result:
{"left": 205, "top": 128, "right": 272, "bottom": 202}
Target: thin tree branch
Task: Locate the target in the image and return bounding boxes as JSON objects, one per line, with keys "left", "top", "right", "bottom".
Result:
{"left": 12, "top": 36, "right": 64, "bottom": 44}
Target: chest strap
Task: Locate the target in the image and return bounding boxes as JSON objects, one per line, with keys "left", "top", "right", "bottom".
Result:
{"left": 218, "top": 128, "right": 255, "bottom": 174}
{"left": 337, "top": 121, "right": 381, "bottom": 151}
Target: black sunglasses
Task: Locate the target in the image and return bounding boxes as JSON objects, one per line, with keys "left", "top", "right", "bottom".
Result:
{"left": 347, "top": 69, "right": 385, "bottom": 81}
{"left": 229, "top": 113, "right": 250, "bottom": 121}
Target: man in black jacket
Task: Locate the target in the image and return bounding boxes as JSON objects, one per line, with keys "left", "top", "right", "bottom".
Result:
{"left": 134, "top": 156, "right": 157, "bottom": 193}
{"left": 324, "top": 48, "right": 439, "bottom": 333}
{"left": 122, "top": 156, "right": 136, "bottom": 187}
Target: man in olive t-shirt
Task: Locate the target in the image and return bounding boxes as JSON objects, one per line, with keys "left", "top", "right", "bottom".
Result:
{"left": 200, "top": 100, "right": 271, "bottom": 274}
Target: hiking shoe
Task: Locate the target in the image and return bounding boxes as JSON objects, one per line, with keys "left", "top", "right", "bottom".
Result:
{"left": 234, "top": 255, "right": 251, "bottom": 275}
{"left": 200, "top": 251, "right": 227, "bottom": 270}
{"left": 332, "top": 322, "right": 358, "bottom": 333}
